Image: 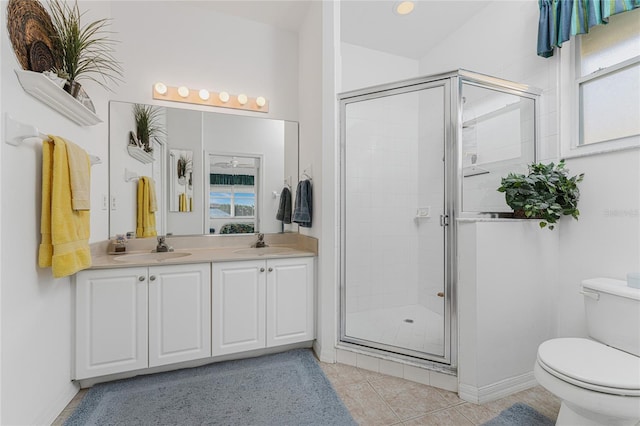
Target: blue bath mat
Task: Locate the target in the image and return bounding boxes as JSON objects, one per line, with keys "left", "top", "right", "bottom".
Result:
{"left": 64, "top": 349, "right": 356, "bottom": 426}
{"left": 481, "top": 402, "right": 554, "bottom": 426}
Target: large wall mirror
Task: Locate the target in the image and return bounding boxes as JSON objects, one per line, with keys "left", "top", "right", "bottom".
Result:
{"left": 109, "top": 101, "right": 299, "bottom": 238}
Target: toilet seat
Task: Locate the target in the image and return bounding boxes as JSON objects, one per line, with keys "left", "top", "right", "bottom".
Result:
{"left": 537, "top": 338, "right": 640, "bottom": 396}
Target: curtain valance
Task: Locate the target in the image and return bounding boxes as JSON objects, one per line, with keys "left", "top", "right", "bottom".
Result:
{"left": 210, "top": 174, "right": 255, "bottom": 186}
{"left": 538, "top": 0, "right": 640, "bottom": 58}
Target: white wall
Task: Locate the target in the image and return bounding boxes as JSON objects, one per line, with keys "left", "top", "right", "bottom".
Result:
{"left": 558, "top": 150, "right": 640, "bottom": 336}
{"left": 341, "top": 42, "right": 419, "bottom": 92}
{"left": 418, "top": 1, "right": 558, "bottom": 163}
{"left": 1, "top": 1, "right": 303, "bottom": 423}
{"left": 109, "top": 1, "right": 299, "bottom": 122}
{"left": 1, "top": 2, "right": 112, "bottom": 423}
{"left": 458, "top": 220, "right": 557, "bottom": 403}
{"left": 298, "top": 0, "right": 338, "bottom": 362}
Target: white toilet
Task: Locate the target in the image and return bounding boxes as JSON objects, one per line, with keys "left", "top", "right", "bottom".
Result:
{"left": 534, "top": 277, "right": 640, "bottom": 426}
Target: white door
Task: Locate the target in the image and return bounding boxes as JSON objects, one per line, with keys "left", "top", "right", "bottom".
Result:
{"left": 212, "top": 260, "right": 266, "bottom": 356}
{"left": 266, "top": 257, "right": 315, "bottom": 347}
{"left": 148, "top": 263, "right": 211, "bottom": 367}
{"left": 74, "top": 268, "right": 148, "bottom": 380}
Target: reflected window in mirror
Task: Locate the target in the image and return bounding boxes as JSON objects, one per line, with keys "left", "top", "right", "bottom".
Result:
{"left": 208, "top": 155, "right": 259, "bottom": 234}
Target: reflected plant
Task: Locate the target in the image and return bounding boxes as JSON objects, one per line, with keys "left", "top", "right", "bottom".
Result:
{"left": 132, "top": 104, "right": 166, "bottom": 153}
{"left": 177, "top": 154, "right": 192, "bottom": 179}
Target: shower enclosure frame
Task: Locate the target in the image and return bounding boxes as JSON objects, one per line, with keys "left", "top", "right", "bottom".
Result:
{"left": 337, "top": 69, "right": 542, "bottom": 369}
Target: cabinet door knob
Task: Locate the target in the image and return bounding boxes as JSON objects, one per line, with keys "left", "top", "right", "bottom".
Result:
{"left": 260, "top": 267, "right": 265, "bottom": 272}
{"left": 138, "top": 276, "right": 145, "bottom": 282}
{"left": 149, "top": 275, "right": 156, "bottom": 281}
{"left": 268, "top": 267, "right": 273, "bottom": 272}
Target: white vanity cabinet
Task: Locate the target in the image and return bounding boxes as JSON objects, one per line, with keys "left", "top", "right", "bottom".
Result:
{"left": 212, "top": 257, "right": 314, "bottom": 356}
{"left": 148, "top": 263, "right": 211, "bottom": 367}
{"left": 74, "top": 267, "right": 148, "bottom": 380}
{"left": 74, "top": 263, "right": 211, "bottom": 379}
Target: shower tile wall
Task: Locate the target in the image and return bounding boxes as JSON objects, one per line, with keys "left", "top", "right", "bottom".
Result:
{"left": 345, "top": 94, "right": 420, "bottom": 314}
{"left": 417, "top": 87, "right": 445, "bottom": 316}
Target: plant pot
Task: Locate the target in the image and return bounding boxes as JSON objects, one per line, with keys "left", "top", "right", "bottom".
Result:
{"left": 513, "top": 209, "right": 527, "bottom": 219}
{"left": 513, "top": 209, "right": 543, "bottom": 219}
{"left": 64, "top": 80, "right": 82, "bottom": 98}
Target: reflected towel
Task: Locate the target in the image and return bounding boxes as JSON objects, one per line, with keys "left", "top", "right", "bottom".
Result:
{"left": 38, "top": 136, "right": 91, "bottom": 278}
{"left": 64, "top": 140, "right": 91, "bottom": 210}
{"left": 292, "top": 179, "right": 312, "bottom": 228}
{"left": 276, "top": 186, "right": 292, "bottom": 224}
{"left": 136, "top": 177, "right": 157, "bottom": 238}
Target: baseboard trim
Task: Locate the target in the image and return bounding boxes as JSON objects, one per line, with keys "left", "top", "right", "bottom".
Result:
{"left": 313, "top": 340, "right": 336, "bottom": 363}
{"left": 76, "top": 341, "right": 313, "bottom": 388}
{"left": 459, "top": 371, "right": 537, "bottom": 404}
{"left": 38, "top": 382, "right": 80, "bottom": 426}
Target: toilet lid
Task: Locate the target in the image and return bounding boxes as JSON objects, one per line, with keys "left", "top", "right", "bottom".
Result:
{"left": 538, "top": 338, "right": 640, "bottom": 396}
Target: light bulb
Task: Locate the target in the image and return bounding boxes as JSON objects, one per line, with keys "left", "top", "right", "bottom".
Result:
{"left": 154, "top": 82, "right": 167, "bottom": 95}
{"left": 256, "top": 96, "right": 266, "bottom": 107}
{"left": 237, "top": 94, "right": 248, "bottom": 105}
{"left": 394, "top": 1, "right": 414, "bottom": 15}
{"left": 199, "top": 89, "right": 210, "bottom": 100}
{"left": 218, "top": 91, "right": 230, "bottom": 103}
{"left": 177, "top": 86, "right": 189, "bottom": 98}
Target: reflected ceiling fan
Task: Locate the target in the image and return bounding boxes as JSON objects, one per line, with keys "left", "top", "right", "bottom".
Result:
{"left": 211, "top": 157, "right": 255, "bottom": 168}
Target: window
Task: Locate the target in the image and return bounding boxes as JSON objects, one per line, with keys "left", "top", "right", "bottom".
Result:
{"left": 565, "top": 9, "right": 640, "bottom": 155}
{"left": 210, "top": 180, "right": 256, "bottom": 219}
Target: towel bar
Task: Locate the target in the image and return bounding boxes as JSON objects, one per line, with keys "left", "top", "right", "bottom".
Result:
{"left": 4, "top": 114, "right": 101, "bottom": 165}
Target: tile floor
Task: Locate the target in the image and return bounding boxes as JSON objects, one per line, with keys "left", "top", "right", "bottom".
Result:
{"left": 52, "top": 361, "right": 561, "bottom": 425}
{"left": 319, "top": 362, "right": 561, "bottom": 425}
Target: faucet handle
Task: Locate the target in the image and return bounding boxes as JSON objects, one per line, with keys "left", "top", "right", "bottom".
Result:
{"left": 257, "top": 233, "right": 264, "bottom": 241}
{"left": 157, "top": 235, "right": 166, "bottom": 244}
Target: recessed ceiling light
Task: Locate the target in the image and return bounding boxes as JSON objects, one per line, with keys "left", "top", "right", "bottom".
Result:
{"left": 394, "top": 1, "right": 415, "bottom": 16}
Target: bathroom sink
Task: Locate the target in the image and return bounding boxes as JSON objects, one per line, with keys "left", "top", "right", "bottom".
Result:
{"left": 233, "top": 247, "right": 295, "bottom": 256}
{"left": 112, "top": 252, "right": 192, "bottom": 263}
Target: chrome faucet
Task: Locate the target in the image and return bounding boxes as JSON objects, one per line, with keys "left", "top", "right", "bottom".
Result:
{"left": 155, "top": 236, "right": 172, "bottom": 252}
{"left": 252, "top": 233, "right": 268, "bottom": 248}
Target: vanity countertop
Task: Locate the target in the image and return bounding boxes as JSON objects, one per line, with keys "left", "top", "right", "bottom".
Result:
{"left": 88, "top": 233, "right": 318, "bottom": 269}
{"left": 90, "top": 245, "right": 316, "bottom": 269}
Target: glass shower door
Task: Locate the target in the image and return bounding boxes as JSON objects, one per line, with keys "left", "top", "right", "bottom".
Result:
{"left": 341, "top": 82, "right": 449, "bottom": 362}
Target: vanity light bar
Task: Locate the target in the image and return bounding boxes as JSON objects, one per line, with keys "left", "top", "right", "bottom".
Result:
{"left": 152, "top": 83, "right": 269, "bottom": 113}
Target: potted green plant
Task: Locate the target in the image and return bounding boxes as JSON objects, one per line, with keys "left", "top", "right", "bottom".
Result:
{"left": 497, "top": 160, "right": 585, "bottom": 230}
{"left": 131, "top": 104, "right": 166, "bottom": 153}
{"left": 49, "top": 0, "right": 123, "bottom": 96}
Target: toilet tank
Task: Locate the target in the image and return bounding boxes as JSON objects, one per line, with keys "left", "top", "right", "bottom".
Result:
{"left": 582, "top": 278, "right": 640, "bottom": 357}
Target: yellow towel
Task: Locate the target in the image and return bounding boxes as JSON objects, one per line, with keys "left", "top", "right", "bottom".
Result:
{"left": 149, "top": 177, "right": 157, "bottom": 213}
{"left": 65, "top": 140, "right": 91, "bottom": 210}
{"left": 38, "top": 136, "right": 91, "bottom": 278}
{"left": 136, "top": 177, "right": 157, "bottom": 238}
